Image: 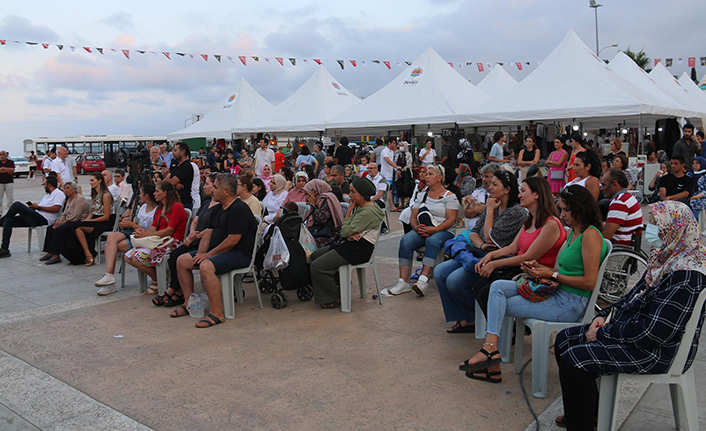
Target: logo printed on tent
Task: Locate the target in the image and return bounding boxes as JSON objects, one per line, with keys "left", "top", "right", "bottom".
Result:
{"left": 403, "top": 66, "right": 423, "bottom": 86}
{"left": 410, "top": 67, "right": 423, "bottom": 77}
{"left": 222, "top": 93, "right": 237, "bottom": 110}
{"left": 331, "top": 81, "right": 341, "bottom": 90}
{"left": 331, "top": 81, "right": 348, "bottom": 96}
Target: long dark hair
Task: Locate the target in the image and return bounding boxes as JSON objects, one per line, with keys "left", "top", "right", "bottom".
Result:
{"left": 575, "top": 150, "right": 602, "bottom": 178}
{"left": 156, "top": 180, "right": 180, "bottom": 214}
{"left": 559, "top": 185, "right": 602, "bottom": 231}
{"left": 140, "top": 183, "right": 156, "bottom": 204}
{"left": 90, "top": 172, "right": 110, "bottom": 201}
{"left": 523, "top": 177, "right": 561, "bottom": 230}
{"left": 252, "top": 178, "right": 267, "bottom": 200}
{"left": 493, "top": 170, "right": 520, "bottom": 207}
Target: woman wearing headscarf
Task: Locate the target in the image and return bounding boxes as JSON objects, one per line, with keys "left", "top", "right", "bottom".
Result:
{"left": 262, "top": 174, "right": 287, "bottom": 224}
{"left": 309, "top": 178, "right": 385, "bottom": 309}
{"left": 554, "top": 201, "right": 706, "bottom": 430}
{"left": 304, "top": 179, "right": 343, "bottom": 248}
{"left": 690, "top": 157, "right": 706, "bottom": 225}
{"left": 284, "top": 171, "right": 309, "bottom": 204}
{"left": 259, "top": 164, "right": 273, "bottom": 193}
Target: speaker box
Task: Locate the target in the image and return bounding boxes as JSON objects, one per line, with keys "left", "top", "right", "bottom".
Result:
{"left": 654, "top": 118, "right": 681, "bottom": 157}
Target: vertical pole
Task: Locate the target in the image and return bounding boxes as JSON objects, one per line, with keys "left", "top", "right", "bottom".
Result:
{"left": 594, "top": 7, "right": 600, "bottom": 56}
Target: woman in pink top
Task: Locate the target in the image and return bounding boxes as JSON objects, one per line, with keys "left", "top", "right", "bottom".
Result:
{"left": 546, "top": 138, "right": 569, "bottom": 196}
{"left": 473, "top": 177, "right": 566, "bottom": 319}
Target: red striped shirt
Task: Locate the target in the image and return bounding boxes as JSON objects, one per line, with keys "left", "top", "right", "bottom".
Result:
{"left": 606, "top": 192, "right": 643, "bottom": 245}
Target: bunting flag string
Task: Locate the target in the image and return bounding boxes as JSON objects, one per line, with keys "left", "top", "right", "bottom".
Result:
{"left": 1, "top": 37, "right": 703, "bottom": 73}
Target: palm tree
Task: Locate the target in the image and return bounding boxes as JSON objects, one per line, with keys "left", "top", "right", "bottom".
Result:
{"left": 623, "top": 47, "right": 651, "bottom": 73}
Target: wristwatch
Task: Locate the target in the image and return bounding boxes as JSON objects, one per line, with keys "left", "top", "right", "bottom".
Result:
{"left": 551, "top": 271, "right": 559, "bottom": 282}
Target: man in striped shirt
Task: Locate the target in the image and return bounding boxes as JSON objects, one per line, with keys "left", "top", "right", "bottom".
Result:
{"left": 601, "top": 168, "right": 643, "bottom": 246}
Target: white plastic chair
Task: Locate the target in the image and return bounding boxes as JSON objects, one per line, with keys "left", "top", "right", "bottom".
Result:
{"left": 512, "top": 240, "right": 613, "bottom": 398}
{"left": 406, "top": 246, "right": 445, "bottom": 282}
{"left": 27, "top": 202, "right": 64, "bottom": 252}
{"left": 596, "top": 287, "right": 706, "bottom": 431}
{"left": 95, "top": 200, "right": 123, "bottom": 264}
{"left": 340, "top": 202, "right": 349, "bottom": 219}
{"left": 338, "top": 222, "right": 383, "bottom": 313}
{"left": 217, "top": 215, "right": 263, "bottom": 319}
{"left": 295, "top": 202, "right": 313, "bottom": 220}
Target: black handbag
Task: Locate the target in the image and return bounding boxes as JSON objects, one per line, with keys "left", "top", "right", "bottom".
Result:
{"left": 416, "top": 192, "right": 440, "bottom": 227}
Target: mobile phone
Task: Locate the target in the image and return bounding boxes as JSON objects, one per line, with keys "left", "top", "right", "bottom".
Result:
{"left": 26, "top": 201, "right": 33, "bottom": 206}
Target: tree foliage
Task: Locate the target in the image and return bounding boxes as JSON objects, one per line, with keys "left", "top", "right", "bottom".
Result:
{"left": 624, "top": 47, "right": 651, "bottom": 73}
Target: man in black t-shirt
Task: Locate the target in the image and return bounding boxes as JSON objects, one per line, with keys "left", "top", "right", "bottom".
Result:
{"left": 161, "top": 141, "right": 193, "bottom": 209}
{"left": 660, "top": 155, "right": 693, "bottom": 206}
{"left": 334, "top": 137, "right": 354, "bottom": 166}
{"left": 172, "top": 174, "right": 258, "bottom": 327}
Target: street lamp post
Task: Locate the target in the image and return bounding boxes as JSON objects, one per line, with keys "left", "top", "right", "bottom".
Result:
{"left": 589, "top": 0, "right": 603, "bottom": 55}
{"left": 598, "top": 44, "right": 619, "bottom": 58}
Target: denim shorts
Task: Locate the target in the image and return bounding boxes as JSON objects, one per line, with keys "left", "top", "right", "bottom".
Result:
{"left": 120, "top": 228, "right": 135, "bottom": 248}
{"left": 188, "top": 249, "right": 251, "bottom": 275}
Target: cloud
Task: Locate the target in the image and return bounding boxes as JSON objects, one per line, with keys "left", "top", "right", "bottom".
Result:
{"left": 0, "top": 15, "right": 58, "bottom": 44}
{"left": 99, "top": 11, "right": 135, "bottom": 32}
{"left": 24, "top": 93, "right": 71, "bottom": 106}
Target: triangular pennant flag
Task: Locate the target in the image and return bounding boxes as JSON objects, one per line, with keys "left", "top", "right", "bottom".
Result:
{"left": 97, "top": 48, "right": 103, "bottom": 54}
{"left": 313, "top": 59, "right": 322, "bottom": 65}
{"left": 70, "top": 46, "right": 76, "bottom": 52}
{"left": 350, "top": 60, "right": 356, "bottom": 67}
{"left": 466, "top": 62, "right": 473, "bottom": 66}
{"left": 405, "top": 61, "right": 412, "bottom": 66}
{"left": 252, "top": 56, "right": 259, "bottom": 62}
{"left": 150, "top": 51, "right": 158, "bottom": 55}
{"left": 688, "top": 57, "right": 696, "bottom": 67}
{"left": 176, "top": 52, "right": 185, "bottom": 56}
{"left": 665, "top": 58, "right": 673, "bottom": 67}
{"left": 110, "top": 48, "right": 116, "bottom": 53}
{"left": 215, "top": 55, "right": 221, "bottom": 62}
{"left": 239, "top": 56, "right": 246, "bottom": 65}
{"left": 302, "top": 59, "right": 308, "bottom": 64}
{"left": 57, "top": 44, "right": 63, "bottom": 50}
{"left": 396, "top": 61, "right": 402, "bottom": 67}
{"left": 137, "top": 50, "right": 145, "bottom": 54}
{"left": 265, "top": 57, "right": 270, "bottom": 64}
{"left": 289, "top": 58, "right": 296, "bottom": 66}
{"left": 525, "top": 62, "right": 530, "bottom": 65}
{"left": 487, "top": 63, "right": 492, "bottom": 69}
{"left": 122, "top": 49, "right": 130, "bottom": 59}
{"left": 83, "top": 47, "right": 92, "bottom": 53}
{"left": 163, "top": 52, "right": 171, "bottom": 59}
{"left": 276, "top": 57, "right": 283, "bottom": 66}
{"left": 201, "top": 54, "right": 208, "bottom": 61}
{"left": 677, "top": 57, "right": 683, "bottom": 65}
{"left": 654, "top": 58, "right": 661, "bottom": 65}
{"left": 458, "top": 63, "right": 463, "bottom": 69}
{"left": 41, "top": 43, "right": 49, "bottom": 49}
{"left": 26, "top": 42, "right": 38, "bottom": 45}
{"left": 383, "top": 61, "right": 391, "bottom": 69}
{"left": 448, "top": 62, "right": 453, "bottom": 68}
{"left": 477, "top": 63, "right": 485, "bottom": 72}
{"left": 371, "top": 60, "right": 380, "bottom": 64}
{"left": 515, "top": 62, "right": 522, "bottom": 71}
{"left": 361, "top": 60, "right": 367, "bottom": 67}
{"left": 189, "top": 54, "right": 194, "bottom": 59}
{"left": 227, "top": 56, "right": 234, "bottom": 63}
{"left": 0, "top": 40, "right": 5, "bottom": 45}
{"left": 497, "top": 62, "right": 503, "bottom": 66}
{"left": 337, "top": 60, "right": 344, "bottom": 70}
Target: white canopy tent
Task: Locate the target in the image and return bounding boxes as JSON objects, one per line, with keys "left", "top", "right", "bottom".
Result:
{"left": 231, "top": 67, "right": 360, "bottom": 135}
{"left": 326, "top": 47, "right": 492, "bottom": 135}
{"left": 457, "top": 30, "right": 700, "bottom": 128}
{"left": 476, "top": 65, "right": 518, "bottom": 98}
{"left": 679, "top": 72, "right": 706, "bottom": 105}
{"left": 608, "top": 52, "right": 686, "bottom": 110}
{"left": 167, "top": 79, "right": 274, "bottom": 141}
{"left": 648, "top": 64, "right": 706, "bottom": 115}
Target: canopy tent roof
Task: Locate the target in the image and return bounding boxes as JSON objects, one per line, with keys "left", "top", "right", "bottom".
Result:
{"left": 679, "top": 72, "right": 706, "bottom": 105}
{"left": 231, "top": 67, "right": 360, "bottom": 135}
{"left": 608, "top": 52, "right": 686, "bottom": 110}
{"left": 326, "top": 47, "right": 492, "bottom": 135}
{"left": 476, "top": 65, "right": 518, "bottom": 98}
{"left": 649, "top": 64, "right": 706, "bottom": 115}
{"left": 167, "top": 79, "right": 274, "bottom": 141}
{"left": 456, "top": 30, "right": 700, "bottom": 128}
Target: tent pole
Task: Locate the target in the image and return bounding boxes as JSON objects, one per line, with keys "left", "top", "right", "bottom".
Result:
{"left": 638, "top": 114, "right": 644, "bottom": 155}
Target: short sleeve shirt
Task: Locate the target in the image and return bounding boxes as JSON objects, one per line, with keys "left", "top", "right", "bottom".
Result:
{"left": 170, "top": 160, "right": 194, "bottom": 207}
{"left": 411, "top": 190, "right": 459, "bottom": 232}
{"left": 606, "top": 192, "right": 643, "bottom": 246}
{"left": 489, "top": 143, "right": 504, "bottom": 161}
{"left": 380, "top": 147, "right": 395, "bottom": 180}
{"left": 51, "top": 157, "right": 72, "bottom": 184}
{"left": 152, "top": 202, "right": 188, "bottom": 241}
{"left": 37, "top": 188, "right": 66, "bottom": 224}
{"left": 335, "top": 145, "right": 354, "bottom": 166}
{"left": 208, "top": 199, "right": 257, "bottom": 256}
{"left": 661, "top": 174, "right": 694, "bottom": 198}
{"left": 0, "top": 159, "right": 14, "bottom": 184}
{"left": 254, "top": 148, "right": 275, "bottom": 174}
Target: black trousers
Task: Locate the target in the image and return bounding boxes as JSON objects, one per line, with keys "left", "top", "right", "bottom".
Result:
{"left": 472, "top": 266, "right": 523, "bottom": 318}
{"left": 168, "top": 242, "right": 198, "bottom": 291}
{"left": 555, "top": 331, "right": 599, "bottom": 431}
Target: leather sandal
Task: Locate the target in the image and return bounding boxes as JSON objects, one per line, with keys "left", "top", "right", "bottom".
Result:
{"left": 466, "top": 368, "right": 502, "bottom": 384}
{"left": 459, "top": 348, "right": 502, "bottom": 372}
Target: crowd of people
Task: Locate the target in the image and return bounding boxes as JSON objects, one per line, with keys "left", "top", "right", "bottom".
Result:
{"left": 1, "top": 129, "right": 705, "bottom": 430}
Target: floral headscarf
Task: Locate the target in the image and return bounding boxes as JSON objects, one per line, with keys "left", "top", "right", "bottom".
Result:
{"left": 645, "top": 201, "right": 706, "bottom": 288}
{"left": 303, "top": 179, "right": 343, "bottom": 228}
{"left": 454, "top": 163, "right": 471, "bottom": 186}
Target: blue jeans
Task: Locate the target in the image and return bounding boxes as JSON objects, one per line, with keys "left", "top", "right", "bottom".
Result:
{"left": 435, "top": 260, "right": 479, "bottom": 323}
{"left": 398, "top": 229, "right": 454, "bottom": 268}
{"left": 1, "top": 201, "right": 48, "bottom": 250}
{"left": 486, "top": 279, "right": 589, "bottom": 337}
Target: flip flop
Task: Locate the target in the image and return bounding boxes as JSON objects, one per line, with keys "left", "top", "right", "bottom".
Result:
{"left": 45, "top": 257, "right": 62, "bottom": 265}
{"left": 169, "top": 305, "right": 188, "bottom": 318}
{"left": 465, "top": 369, "right": 502, "bottom": 384}
{"left": 459, "top": 348, "right": 502, "bottom": 372}
{"left": 196, "top": 313, "right": 224, "bottom": 328}
{"left": 447, "top": 322, "right": 475, "bottom": 334}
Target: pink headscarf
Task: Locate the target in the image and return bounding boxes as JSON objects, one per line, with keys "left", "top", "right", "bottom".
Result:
{"left": 303, "top": 179, "right": 343, "bottom": 228}
{"left": 260, "top": 164, "right": 273, "bottom": 192}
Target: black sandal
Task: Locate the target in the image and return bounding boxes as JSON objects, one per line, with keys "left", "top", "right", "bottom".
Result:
{"left": 447, "top": 322, "right": 475, "bottom": 334}
{"left": 169, "top": 305, "right": 188, "bottom": 318}
{"left": 152, "top": 291, "right": 171, "bottom": 306}
{"left": 320, "top": 301, "right": 341, "bottom": 309}
{"left": 196, "top": 313, "right": 224, "bottom": 328}
{"left": 459, "top": 348, "right": 502, "bottom": 372}
{"left": 466, "top": 368, "right": 502, "bottom": 384}
{"left": 163, "top": 292, "right": 185, "bottom": 307}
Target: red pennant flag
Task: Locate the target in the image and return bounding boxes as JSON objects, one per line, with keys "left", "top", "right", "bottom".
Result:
{"left": 122, "top": 50, "right": 130, "bottom": 59}
{"left": 239, "top": 56, "right": 246, "bottom": 65}
{"left": 276, "top": 57, "right": 284, "bottom": 66}
{"left": 448, "top": 62, "right": 453, "bottom": 68}
{"left": 383, "top": 61, "right": 391, "bottom": 69}
{"left": 41, "top": 43, "right": 49, "bottom": 49}
{"left": 688, "top": 57, "right": 696, "bottom": 67}
{"left": 0, "top": 40, "right": 5, "bottom": 45}
{"left": 163, "top": 52, "right": 171, "bottom": 59}
{"left": 313, "top": 59, "right": 322, "bottom": 65}
{"left": 477, "top": 63, "right": 485, "bottom": 72}
{"left": 83, "top": 47, "right": 92, "bottom": 53}
{"left": 515, "top": 62, "right": 523, "bottom": 71}
{"left": 654, "top": 58, "right": 661, "bottom": 66}
{"left": 350, "top": 60, "right": 356, "bottom": 67}
{"left": 201, "top": 54, "right": 208, "bottom": 61}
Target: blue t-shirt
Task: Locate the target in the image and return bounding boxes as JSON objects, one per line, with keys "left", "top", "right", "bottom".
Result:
{"left": 296, "top": 154, "right": 316, "bottom": 168}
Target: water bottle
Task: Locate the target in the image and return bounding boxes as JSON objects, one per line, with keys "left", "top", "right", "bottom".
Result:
{"left": 187, "top": 293, "right": 196, "bottom": 313}
{"left": 191, "top": 294, "right": 205, "bottom": 319}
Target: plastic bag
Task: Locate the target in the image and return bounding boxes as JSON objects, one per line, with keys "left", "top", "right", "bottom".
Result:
{"left": 263, "top": 226, "right": 290, "bottom": 270}
{"left": 300, "top": 223, "right": 317, "bottom": 262}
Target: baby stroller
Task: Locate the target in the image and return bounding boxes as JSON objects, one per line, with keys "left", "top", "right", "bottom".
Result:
{"left": 254, "top": 208, "right": 314, "bottom": 309}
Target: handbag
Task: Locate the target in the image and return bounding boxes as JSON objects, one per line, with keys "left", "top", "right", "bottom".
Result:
{"left": 550, "top": 169, "right": 564, "bottom": 181}
{"left": 129, "top": 214, "right": 174, "bottom": 250}
{"left": 516, "top": 275, "right": 559, "bottom": 302}
{"left": 416, "top": 192, "right": 440, "bottom": 227}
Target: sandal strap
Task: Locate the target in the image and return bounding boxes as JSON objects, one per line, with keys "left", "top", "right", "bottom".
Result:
{"left": 479, "top": 348, "right": 501, "bottom": 359}
{"left": 205, "top": 313, "right": 223, "bottom": 324}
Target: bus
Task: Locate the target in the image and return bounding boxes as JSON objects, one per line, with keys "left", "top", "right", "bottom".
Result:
{"left": 23, "top": 135, "right": 168, "bottom": 167}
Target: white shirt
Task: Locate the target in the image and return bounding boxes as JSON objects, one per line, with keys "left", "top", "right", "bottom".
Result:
{"left": 380, "top": 147, "right": 395, "bottom": 181}
{"left": 367, "top": 173, "right": 387, "bottom": 203}
{"left": 136, "top": 204, "right": 157, "bottom": 229}
{"left": 419, "top": 147, "right": 437, "bottom": 165}
{"left": 190, "top": 162, "right": 201, "bottom": 213}
{"left": 467, "top": 187, "right": 489, "bottom": 229}
{"left": 51, "top": 157, "right": 73, "bottom": 184}
{"left": 37, "top": 188, "right": 66, "bottom": 224}
{"left": 262, "top": 191, "right": 287, "bottom": 224}
{"left": 254, "top": 148, "right": 275, "bottom": 175}
{"left": 116, "top": 181, "right": 132, "bottom": 204}
{"left": 107, "top": 184, "right": 120, "bottom": 201}
{"left": 42, "top": 157, "right": 54, "bottom": 175}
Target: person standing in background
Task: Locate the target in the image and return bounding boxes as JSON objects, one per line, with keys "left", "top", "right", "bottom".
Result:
{"left": 254, "top": 138, "right": 275, "bottom": 175}
{"left": 0, "top": 151, "right": 15, "bottom": 215}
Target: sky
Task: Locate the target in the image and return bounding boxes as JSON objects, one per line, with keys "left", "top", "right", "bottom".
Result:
{"left": 1, "top": 0, "right": 705, "bottom": 156}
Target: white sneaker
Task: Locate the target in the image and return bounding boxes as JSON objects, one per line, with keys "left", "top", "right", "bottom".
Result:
{"left": 95, "top": 273, "right": 116, "bottom": 287}
{"left": 97, "top": 285, "right": 117, "bottom": 296}
{"left": 412, "top": 279, "right": 428, "bottom": 297}
{"left": 389, "top": 279, "right": 412, "bottom": 295}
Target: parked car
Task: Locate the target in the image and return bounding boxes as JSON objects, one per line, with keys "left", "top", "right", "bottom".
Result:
{"left": 75, "top": 154, "right": 106, "bottom": 174}
{"left": 10, "top": 157, "right": 30, "bottom": 178}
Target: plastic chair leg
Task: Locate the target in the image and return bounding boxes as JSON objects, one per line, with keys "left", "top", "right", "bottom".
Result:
{"left": 220, "top": 273, "right": 235, "bottom": 319}
{"left": 372, "top": 264, "right": 382, "bottom": 305}
{"left": 514, "top": 319, "right": 526, "bottom": 374}
{"left": 669, "top": 379, "right": 697, "bottom": 431}
{"left": 356, "top": 268, "right": 366, "bottom": 298}
{"left": 475, "top": 302, "right": 486, "bottom": 340}
{"left": 531, "top": 321, "right": 550, "bottom": 398}
{"left": 95, "top": 238, "right": 101, "bottom": 265}
{"left": 119, "top": 255, "right": 126, "bottom": 288}
{"left": 499, "top": 316, "right": 513, "bottom": 363}
{"left": 340, "top": 265, "right": 352, "bottom": 313}
{"left": 251, "top": 272, "right": 263, "bottom": 309}
{"left": 37, "top": 228, "right": 45, "bottom": 253}
{"left": 27, "top": 228, "right": 32, "bottom": 253}
{"left": 156, "top": 263, "right": 168, "bottom": 295}
{"left": 597, "top": 374, "right": 620, "bottom": 431}
{"left": 234, "top": 274, "right": 244, "bottom": 304}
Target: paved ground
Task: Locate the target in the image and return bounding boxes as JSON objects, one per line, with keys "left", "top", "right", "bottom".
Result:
{"left": 0, "top": 176, "right": 705, "bottom": 430}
